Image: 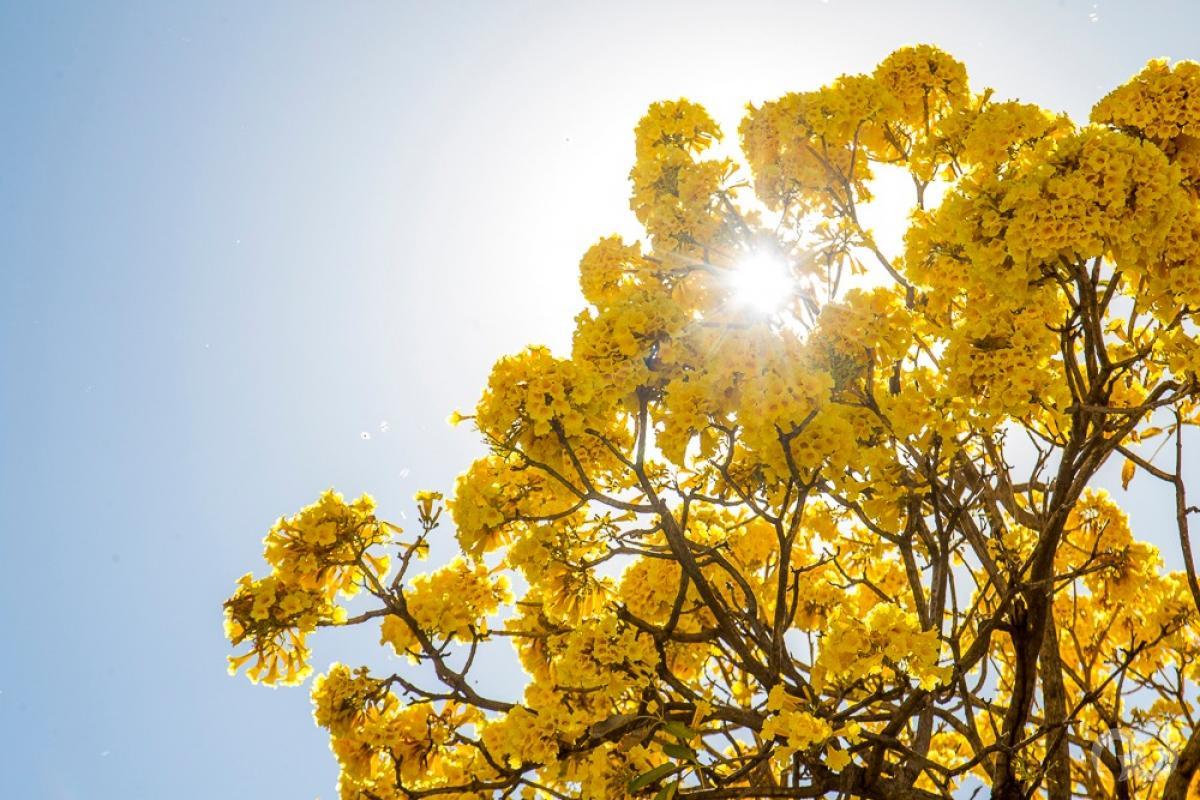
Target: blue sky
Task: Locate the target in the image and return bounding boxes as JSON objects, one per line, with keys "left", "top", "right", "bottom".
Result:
{"left": 2, "top": 1, "right": 1198, "bottom": 797}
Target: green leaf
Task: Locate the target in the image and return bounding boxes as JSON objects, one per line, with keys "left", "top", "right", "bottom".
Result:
{"left": 653, "top": 781, "right": 679, "bottom": 800}
{"left": 628, "top": 763, "right": 677, "bottom": 793}
{"left": 662, "top": 721, "right": 698, "bottom": 741}
{"left": 661, "top": 742, "right": 695, "bottom": 761}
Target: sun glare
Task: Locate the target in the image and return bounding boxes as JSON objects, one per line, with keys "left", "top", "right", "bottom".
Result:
{"left": 729, "top": 252, "right": 793, "bottom": 313}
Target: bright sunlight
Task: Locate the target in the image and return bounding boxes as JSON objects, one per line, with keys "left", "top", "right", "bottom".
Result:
{"left": 728, "top": 251, "right": 793, "bottom": 313}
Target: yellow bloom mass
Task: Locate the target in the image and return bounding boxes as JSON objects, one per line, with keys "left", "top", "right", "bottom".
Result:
{"left": 224, "top": 47, "right": 1200, "bottom": 800}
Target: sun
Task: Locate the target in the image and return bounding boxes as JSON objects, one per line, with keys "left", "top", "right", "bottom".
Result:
{"left": 728, "top": 251, "right": 793, "bottom": 313}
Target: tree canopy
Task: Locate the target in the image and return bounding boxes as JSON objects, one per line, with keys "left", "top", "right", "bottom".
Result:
{"left": 224, "top": 46, "right": 1200, "bottom": 799}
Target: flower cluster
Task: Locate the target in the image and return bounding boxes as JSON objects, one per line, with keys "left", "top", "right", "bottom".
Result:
{"left": 813, "top": 603, "right": 948, "bottom": 692}
{"left": 741, "top": 45, "right": 970, "bottom": 214}
{"left": 629, "top": 99, "right": 735, "bottom": 252}
{"left": 449, "top": 453, "right": 571, "bottom": 558}
{"left": 224, "top": 490, "right": 390, "bottom": 685}
{"left": 873, "top": 44, "right": 969, "bottom": 129}
{"left": 1093, "top": 58, "right": 1200, "bottom": 146}
{"left": 225, "top": 46, "right": 1200, "bottom": 800}
{"left": 312, "top": 670, "right": 488, "bottom": 797}
{"left": 379, "top": 557, "right": 511, "bottom": 658}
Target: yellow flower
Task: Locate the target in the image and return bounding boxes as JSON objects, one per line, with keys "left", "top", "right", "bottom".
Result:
{"left": 222, "top": 46, "right": 1200, "bottom": 799}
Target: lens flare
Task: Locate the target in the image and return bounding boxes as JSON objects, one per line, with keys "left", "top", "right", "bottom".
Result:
{"left": 729, "top": 252, "right": 793, "bottom": 313}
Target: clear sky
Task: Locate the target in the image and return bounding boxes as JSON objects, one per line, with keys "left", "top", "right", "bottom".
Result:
{"left": 3, "top": 1, "right": 1200, "bottom": 797}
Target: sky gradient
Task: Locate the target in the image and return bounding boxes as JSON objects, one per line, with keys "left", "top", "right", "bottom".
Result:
{"left": 4, "top": 2, "right": 1200, "bottom": 797}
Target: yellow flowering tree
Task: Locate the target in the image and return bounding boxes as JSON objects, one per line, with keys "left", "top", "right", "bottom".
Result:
{"left": 225, "top": 47, "right": 1200, "bottom": 799}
